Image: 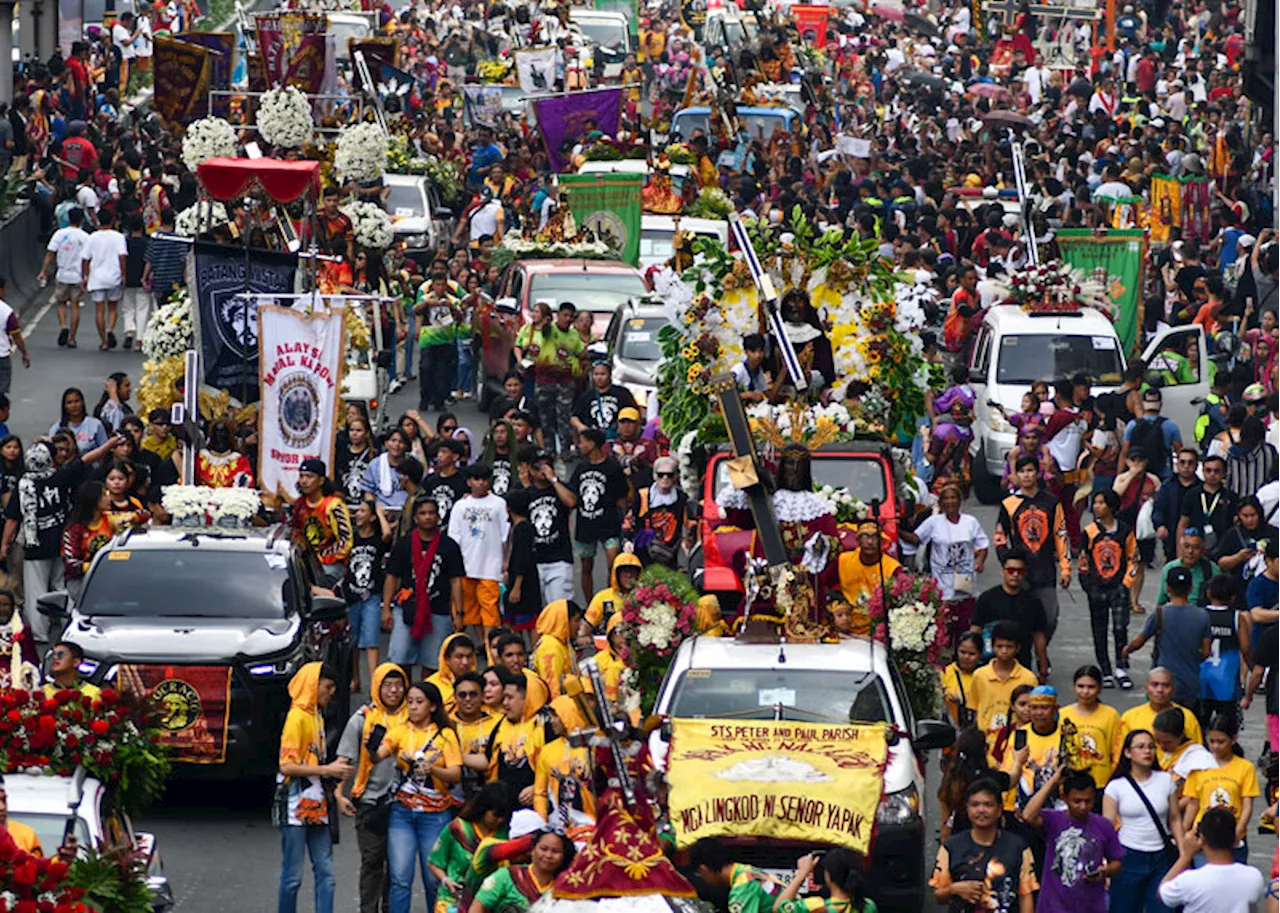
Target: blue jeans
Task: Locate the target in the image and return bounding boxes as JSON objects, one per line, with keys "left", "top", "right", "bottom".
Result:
{"left": 1109, "top": 847, "right": 1173, "bottom": 913}
{"left": 278, "top": 824, "right": 335, "bottom": 913}
{"left": 455, "top": 336, "right": 474, "bottom": 395}
{"left": 387, "top": 803, "right": 450, "bottom": 913}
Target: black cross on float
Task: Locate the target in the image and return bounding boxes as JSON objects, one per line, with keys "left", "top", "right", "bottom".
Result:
{"left": 711, "top": 374, "right": 788, "bottom": 568}
{"left": 981, "top": 0, "right": 1021, "bottom": 30}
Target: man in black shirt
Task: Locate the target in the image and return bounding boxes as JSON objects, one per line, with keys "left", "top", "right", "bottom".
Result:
{"left": 571, "top": 361, "right": 635, "bottom": 439}
{"left": 527, "top": 450, "right": 575, "bottom": 604}
{"left": 569, "top": 428, "right": 628, "bottom": 605}
{"left": 971, "top": 550, "right": 1050, "bottom": 678}
{"left": 1176, "top": 454, "right": 1238, "bottom": 555}
{"left": 381, "top": 497, "right": 464, "bottom": 679}
{"left": 420, "top": 439, "right": 468, "bottom": 528}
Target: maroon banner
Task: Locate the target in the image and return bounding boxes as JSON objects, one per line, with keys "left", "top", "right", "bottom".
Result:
{"left": 152, "top": 36, "right": 212, "bottom": 126}
{"left": 255, "top": 12, "right": 327, "bottom": 93}
{"left": 792, "top": 4, "right": 831, "bottom": 47}
{"left": 178, "top": 31, "right": 236, "bottom": 118}
{"left": 118, "top": 664, "right": 233, "bottom": 764}
{"left": 349, "top": 37, "right": 399, "bottom": 74}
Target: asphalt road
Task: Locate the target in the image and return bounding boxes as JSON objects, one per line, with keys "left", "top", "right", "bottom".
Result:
{"left": 7, "top": 290, "right": 1274, "bottom": 912}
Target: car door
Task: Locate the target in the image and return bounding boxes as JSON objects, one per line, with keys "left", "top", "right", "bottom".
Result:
{"left": 1142, "top": 324, "right": 1208, "bottom": 444}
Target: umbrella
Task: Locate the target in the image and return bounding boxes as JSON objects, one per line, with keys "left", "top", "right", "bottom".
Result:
{"left": 899, "top": 69, "right": 947, "bottom": 91}
{"left": 870, "top": 0, "right": 905, "bottom": 21}
{"left": 982, "top": 109, "right": 1036, "bottom": 129}
{"left": 902, "top": 11, "right": 942, "bottom": 38}
{"left": 966, "top": 82, "right": 1011, "bottom": 100}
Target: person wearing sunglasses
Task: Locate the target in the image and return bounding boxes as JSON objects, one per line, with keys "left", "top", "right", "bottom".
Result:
{"left": 632, "top": 456, "right": 688, "bottom": 570}
{"left": 449, "top": 670, "right": 500, "bottom": 804}
{"left": 971, "top": 549, "right": 1050, "bottom": 679}
{"left": 42, "top": 640, "right": 101, "bottom": 699}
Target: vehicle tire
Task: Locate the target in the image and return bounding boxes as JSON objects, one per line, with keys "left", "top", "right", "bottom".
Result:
{"left": 971, "top": 451, "right": 1003, "bottom": 505}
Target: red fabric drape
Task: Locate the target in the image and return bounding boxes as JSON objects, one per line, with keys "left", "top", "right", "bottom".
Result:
{"left": 196, "top": 158, "right": 321, "bottom": 203}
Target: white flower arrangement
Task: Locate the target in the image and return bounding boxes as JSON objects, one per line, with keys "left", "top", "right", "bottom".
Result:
{"left": 340, "top": 200, "right": 394, "bottom": 250}
{"left": 618, "top": 666, "right": 642, "bottom": 717}
{"left": 635, "top": 600, "right": 680, "bottom": 652}
{"left": 676, "top": 429, "right": 700, "bottom": 498}
{"left": 812, "top": 484, "right": 870, "bottom": 525}
{"left": 161, "top": 485, "right": 212, "bottom": 524}
{"left": 181, "top": 116, "right": 237, "bottom": 172}
{"left": 257, "top": 85, "right": 314, "bottom": 149}
{"left": 210, "top": 488, "right": 261, "bottom": 523}
{"left": 993, "top": 259, "right": 1113, "bottom": 315}
{"left": 892, "top": 281, "right": 934, "bottom": 334}
{"left": 334, "top": 122, "right": 388, "bottom": 182}
{"left": 498, "top": 236, "right": 613, "bottom": 258}
{"left": 161, "top": 486, "right": 260, "bottom": 527}
{"left": 745, "top": 402, "right": 858, "bottom": 439}
{"left": 887, "top": 600, "right": 940, "bottom": 653}
{"left": 173, "top": 201, "right": 229, "bottom": 238}
{"left": 141, "top": 289, "right": 195, "bottom": 360}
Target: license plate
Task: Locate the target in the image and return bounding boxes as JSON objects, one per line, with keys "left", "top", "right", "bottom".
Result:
{"left": 762, "top": 867, "right": 796, "bottom": 885}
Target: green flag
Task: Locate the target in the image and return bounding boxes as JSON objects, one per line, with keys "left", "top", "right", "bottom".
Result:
{"left": 558, "top": 172, "right": 645, "bottom": 267}
{"left": 1056, "top": 229, "right": 1147, "bottom": 354}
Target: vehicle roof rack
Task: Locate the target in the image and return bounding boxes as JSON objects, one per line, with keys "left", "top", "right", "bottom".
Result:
{"left": 266, "top": 522, "right": 290, "bottom": 550}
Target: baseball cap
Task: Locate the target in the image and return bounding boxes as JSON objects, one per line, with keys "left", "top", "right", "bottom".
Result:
{"left": 1166, "top": 565, "right": 1193, "bottom": 589}
{"left": 1142, "top": 389, "right": 1162, "bottom": 408}
{"left": 1239, "top": 234, "right": 1258, "bottom": 250}
{"left": 299, "top": 458, "right": 326, "bottom": 476}
{"left": 618, "top": 407, "right": 641, "bottom": 422}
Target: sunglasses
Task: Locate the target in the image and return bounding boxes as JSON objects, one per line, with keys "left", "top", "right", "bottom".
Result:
{"left": 52, "top": 649, "right": 72, "bottom": 659}
{"left": 441, "top": 426, "right": 457, "bottom": 434}
{"left": 655, "top": 471, "right": 675, "bottom": 479}
{"left": 456, "top": 690, "right": 481, "bottom": 699}
{"left": 1003, "top": 566, "right": 1027, "bottom": 575}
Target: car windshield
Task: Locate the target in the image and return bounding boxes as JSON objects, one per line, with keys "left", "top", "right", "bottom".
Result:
{"left": 712, "top": 455, "right": 887, "bottom": 502}
{"left": 740, "top": 113, "right": 791, "bottom": 139}
{"left": 9, "top": 812, "right": 92, "bottom": 856}
{"left": 667, "top": 669, "right": 892, "bottom": 723}
{"left": 995, "top": 334, "right": 1124, "bottom": 385}
{"left": 386, "top": 184, "right": 424, "bottom": 218}
{"left": 618, "top": 316, "right": 668, "bottom": 361}
{"left": 640, "top": 228, "right": 723, "bottom": 264}
{"left": 575, "top": 20, "right": 628, "bottom": 51}
{"left": 528, "top": 272, "right": 648, "bottom": 313}
{"left": 80, "top": 549, "right": 289, "bottom": 617}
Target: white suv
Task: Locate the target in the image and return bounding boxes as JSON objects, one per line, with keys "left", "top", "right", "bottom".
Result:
{"left": 648, "top": 635, "right": 953, "bottom": 913}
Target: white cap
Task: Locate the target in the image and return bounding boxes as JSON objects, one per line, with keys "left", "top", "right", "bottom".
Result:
{"left": 510, "top": 809, "right": 546, "bottom": 839}
{"left": 1239, "top": 234, "right": 1258, "bottom": 249}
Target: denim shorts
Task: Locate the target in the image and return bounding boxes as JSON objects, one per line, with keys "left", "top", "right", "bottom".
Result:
{"left": 348, "top": 595, "right": 382, "bottom": 649}
{"left": 388, "top": 610, "right": 452, "bottom": 669}
{"left": 573, "top": 537, "right": 621, "bottom": 559}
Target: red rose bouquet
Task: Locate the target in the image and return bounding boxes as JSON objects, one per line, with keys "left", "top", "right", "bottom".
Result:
{"left": 0, "top": 828, "right": 90, "bottom": 913}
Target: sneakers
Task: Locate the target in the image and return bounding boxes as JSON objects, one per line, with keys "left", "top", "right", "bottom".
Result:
{"left": 123, "top": 334, "right": 134, "bottom": 351}
{"left": 107, "top": 331, "right": 118, "bottom": 350}
{"left": 1115, "top": 668, "right": 1133, "bottom": 690}
{"left": 1102, "top": 674, "right": 1117, "bottom": 689}
{"left": 57, "top": 328, "right": 69, "bottom": 347}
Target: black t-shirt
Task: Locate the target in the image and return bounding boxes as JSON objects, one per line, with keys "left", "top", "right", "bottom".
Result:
{"left": 1179, "top": 484, "right": 1239, "bottom": 552}
{"left": 971, "top": 585, "right": 1048, "bottom": 669}
{"left": 1259, "top": 622, "right": 1278, "bottom": 716}
{"left": 489, "top": 454, "right": 514, "bottom": 496}
{"left": 335, "top": 445, "right": 375, "bottom": 507}
{"left": 6, "top": 459, "right": 84, "bottom": 560}
{"left": 570, "top": 456, "right": 627, "bottom": 543}
{"left": 125, "top": 235, "right": 148, "bottom": 287}
{"left": 421, "top": 471, "right": 468, "bottom": 528}
{"left": 504, "top": 519, "right": 542, "bottom": 619}
{"left": 527, "top": 484, "right": 572, "bottom": 564}
{"left": 572, "top": 384, "right": 636, "bottom": 432}
{"left": 386, "top": 530, "right": 463, "bottom": 615}
{"left": 936, "top": 829, "right": 1033, "bottom": 913}
{"left": 345, "top": 530, "right": 388, "bottom": 603}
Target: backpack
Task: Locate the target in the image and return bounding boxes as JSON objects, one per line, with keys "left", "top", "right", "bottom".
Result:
{"left": 1194, "top": 391, "right": 1228, "bottom": 446}
{"left": 1129, "top": 416, "right": 1170, "bottom": 474}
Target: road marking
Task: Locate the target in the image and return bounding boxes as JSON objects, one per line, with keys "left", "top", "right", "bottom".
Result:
{"left": 21, "top": 292, "right": 55, "bottom": 337}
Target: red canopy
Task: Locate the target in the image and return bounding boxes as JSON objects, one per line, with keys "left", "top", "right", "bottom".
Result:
{"left": 196, "top": 158, "right": 321, "bottom": 203}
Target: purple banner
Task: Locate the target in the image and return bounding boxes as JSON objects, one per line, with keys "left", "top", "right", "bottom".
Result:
{"left": 178, "top": 32, "right": 235, "bottom": 118}
{"left": 532, "top": 88, "right": 624, "bottom": 173}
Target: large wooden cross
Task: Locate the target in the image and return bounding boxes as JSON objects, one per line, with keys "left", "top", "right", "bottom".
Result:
{"left": 711, "top": 374, "right": 788, "bottom": 567}
{"left": 981, "top": 0, "right": 1021, "bottom": 30}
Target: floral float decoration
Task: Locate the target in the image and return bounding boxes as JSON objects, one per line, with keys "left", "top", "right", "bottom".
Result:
{"left": 385, "top": 134, "right": 430, "bottom": 174}
{"left": 857, "top": 571, "right": 949, "bottom": 720}
{"left": 477, "top": 58, "right": 512, "bottom": 83}
{"left": 617, "top": 565, "right": 700, "bottom": 716}
{"left": 257, "top": 85, "right": 314, "bottom": 149}
{"left": 161, "top": 486, "right": 261, "bottom": 528}
{"left": 333, "top": 122, "right": 388, "bottom": 182}
{"left": 173, "top": 201, "right": 230, "bottom": 238}
{"left": 138, "top": 289, "right": 195, "bottom": 417}
{"left": 181, "top": 116, "right": 237, "bottom": 171}
{"left": 340, "top": 201, "right": 394, "bottom": 250}
{"left": 0, "top": 836, "right": 89, "bottom": 913}
{"left": 993, "top": 259, "right": 1114, "bottom": 317}
{"left": 0, "top": 687, "right": 171, "bottom": 818}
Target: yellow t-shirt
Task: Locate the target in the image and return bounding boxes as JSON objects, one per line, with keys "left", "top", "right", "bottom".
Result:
{"left": 6, "top": 820, "right": 42, "bottom": 856}
{"left": 1183, "top": 756, "right": 1261, "bottom": 828}
{"left": 533, "top": 737, "right": 595, "bottom": 820}
{"left": 967, "top": 661, "right": 1039, "bottom": 748}
{"left": 487, "top": 715, "right": 546, "bottom": 783}
{"left": 838, "top": 553, "right": 902, "bottom": 606}
{"left": 1060, "top": 703, "right": 1121, "bottom": 787}
{"left": 382, "top": 722, "right": 462, "bottom": 812}
{"left": 278, "top": 706, "right": 328, "bottom": 826}
{"left": 585, "top": 587, "right": 624, "bottom": 628}
{"left": 532, "top": 637, "right": 574, "bottom": 699}
{"left": 43, "top": 681, "right": 102, "bottom": 701}
{"left": 941, "top": 662, "right": 975, "bottom": 727}
{"left": 999, "top": 723, "right": 1063, "bottom": 809}
{"left": 1119, "top": 702, "right": 1203, "bottom": 768}
{"left": 453, "top": 711, "right": 501, "bottom": 758}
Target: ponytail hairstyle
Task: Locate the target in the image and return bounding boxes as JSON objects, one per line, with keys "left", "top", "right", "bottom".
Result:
{"left": 938, "top": 727, "right": 989, "bottom": 809}
{"left": 821, "top": 847, "right": 869, "bottom": 911}
{"left": 1207, "top": 712, "right": 1245, "bottom": 758}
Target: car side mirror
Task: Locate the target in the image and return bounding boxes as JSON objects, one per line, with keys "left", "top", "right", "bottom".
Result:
{"left": 968, "top": 367, "right": 984, "bottom": 385}
{"left": 495, "top": 297, "right": 520, "bottom": 314}
{"left": 913, "top": 718, "right": 956, "bottom": 752}
{"left": 37, "top": 591, "right": 70, "bottom": 618}
{"left": 433, "top": 206, "right": 453, "bottom": 219}
{"left": 308, "top": 595, "right": 348, "bottom": 623}
{"left": 587, "top": 340, "right": 609, "bottom": 359}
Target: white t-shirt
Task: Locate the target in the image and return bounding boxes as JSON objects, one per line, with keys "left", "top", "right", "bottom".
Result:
{"left": 446, "top": 493, "right": 510, "bottom": 581}
{"left": 134, "top": 17, "right": 153, "bottom": 58}
{"left": 913, "top": 512, "right": 990, "bottom": 601}
{"left": 47, "top": 226, "right": 91, "bottom": 284}
{"left": 81, "top": 229, "right": 127, "bottom": 292}
{"left": 112, "top": 22, "right": 136, "bottom": 59}
{"left": 0, "top": 301, "right": 14, "bottom": 358}
{"left": 1158, "top": 863, "right": 1265, "bottom": 913}
{"left": 75, "top": 184, "right": 99, "bottom": 215}
{"left": 1102, "top": 771, "right": 1176, "bottom": 851}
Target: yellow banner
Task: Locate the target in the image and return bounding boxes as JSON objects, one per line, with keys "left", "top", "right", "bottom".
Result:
{"left": 667, "top": 720, "right": 890, "bottom": 853}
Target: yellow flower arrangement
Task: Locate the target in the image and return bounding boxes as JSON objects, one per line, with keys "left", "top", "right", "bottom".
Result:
{"left": 137, "top": 356, "right": 186, "bottom": 417}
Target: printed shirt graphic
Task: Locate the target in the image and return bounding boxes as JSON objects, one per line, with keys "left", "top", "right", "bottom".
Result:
{"left": 527, "top": 487, "right": 572, "bottom": 562}
{"left": 277, "top": 708, "right": 328, "bottom": 826}
{"left": 447, "top": 494, "right": 510, "bottom": 581}
{"left": 1037, "top": 810, "right": 1121, "bottom": 913}
{"left": 533, "top": 325, "right": 584, "bottom": 383}
{"left": 384, "top": 721, "right": 462, "bottom": 811}
{"left": 930, "top": 829, "right": 1038, "bottom": 913}
{"left": 491, "top": 456, "right": 513, "bottom": 495}
{"left": 570, "top": 457, "right": 626, "bottom": 542}
{"left": 1183, "top": 756, "right": 1261, "bottom": 828}
{"left": 344, "top": 532, "right": 387, "bottom": 601}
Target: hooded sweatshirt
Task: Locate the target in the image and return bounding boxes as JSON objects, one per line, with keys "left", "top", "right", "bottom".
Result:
{"left": 278, "top": 662, "right": 330, "bottom": 826}
{"left": 486, "top": 683, "right": 547, "bottom": 806}
{"left": 340, "top": 662, "right": 409, "bottom": 800}
{"left": 585, "top": 553, "right": 642, "bottom": 627}
{"left": 533, "top": 600, "right": 579, "bottom": 698}
{"left": 534, "top": 694, "right": 596, "bottom": 820}
{"left": 427, "top": 632, "right": 473, "bottom": 712}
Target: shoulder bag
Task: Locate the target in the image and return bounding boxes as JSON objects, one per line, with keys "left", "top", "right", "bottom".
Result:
{"left": 1123, "top": 773, "right": 1177, "bottom": 867}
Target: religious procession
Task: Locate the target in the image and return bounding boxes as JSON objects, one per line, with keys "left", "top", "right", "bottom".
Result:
{"left": 0, "top": 0, "right": 1275, "bottom": 906}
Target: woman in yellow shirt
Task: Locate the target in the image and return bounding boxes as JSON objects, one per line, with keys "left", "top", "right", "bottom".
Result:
{"left": 532, "top": 600, "right": 584, "bottom": 699}
{"left": 941, "top": 632, "right": 983, "bottom": 729}
{"left": 1059, "top": 665, "right": 1121, "bottom": 795}
{"left": 375, "top": 681, "right": 463, "bottom": 913}
{"left": 534, "top": 695, "right": 596, "bottom": 822}
{"left": 1181, "top": 714, "right": 1260, "bottom": 862}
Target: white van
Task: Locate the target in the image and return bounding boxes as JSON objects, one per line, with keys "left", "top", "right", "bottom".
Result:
{"left": 569, "top": 9, "right": 632, "bottom": 79}
{"left": 577, "top": 158, "right": 695, "bottom": 196}
{"left": 969, "top": 305, "right": 1209, "bottom": 502}
{"left": 639, "top": 213, "right": 729, "bottom": 269}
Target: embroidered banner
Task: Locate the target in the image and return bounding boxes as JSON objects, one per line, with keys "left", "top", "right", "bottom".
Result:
{"left": 558, "top": 171, "right": 643, "bottom": 267}
{"left": 667, "top": 719, "right": 890, "bottom": 853}
{"left": 117, "top": 664, "right": 233, "bottom": 764}
{"left": 1056, "top": 229, "right": 1145, "bottom": 354}
{"left": 152, "top": 36, "right": 212, "bottom": 125}
{"left": 532, "top": 88, "right": 623, "bottom": 173}
{"left": 178, "top": 31, "right": 236, "bottom": 118}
